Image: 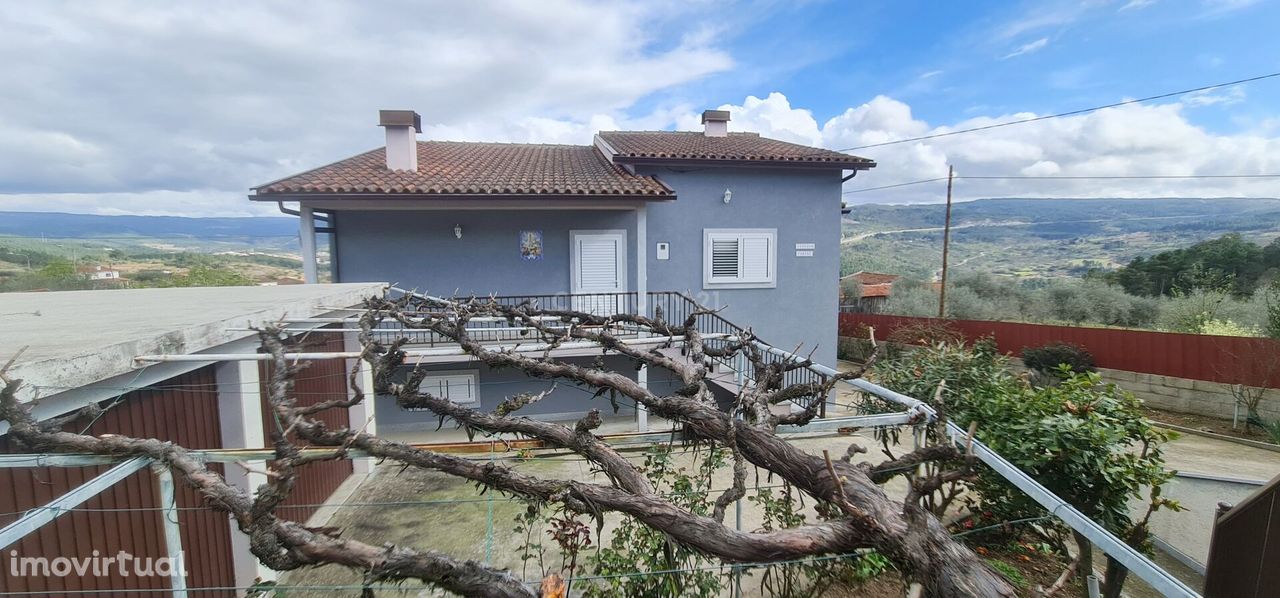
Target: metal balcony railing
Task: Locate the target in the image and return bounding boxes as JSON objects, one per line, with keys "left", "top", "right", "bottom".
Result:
{"left": 372, "top": 291, "right": 830, "bottom": 409}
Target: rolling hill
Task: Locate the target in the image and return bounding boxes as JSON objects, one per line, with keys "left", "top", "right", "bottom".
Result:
{"left": 841, "top": 198, "right": 1280, "bottom": 280}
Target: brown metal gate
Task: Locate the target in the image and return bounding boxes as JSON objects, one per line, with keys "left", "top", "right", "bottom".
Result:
{"left": 1203, "top": 473, "right": 1280, "bottom": 597}
{"left": 0, "top": 365, "right": 236, "bottom": 596}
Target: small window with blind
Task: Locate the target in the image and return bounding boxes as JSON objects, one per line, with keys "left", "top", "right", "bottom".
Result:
{"left": 703, "top": 229, "right": 777, "bottom": 289}
{"left": 404, "top": 370, "right": 480, "bottom": 410}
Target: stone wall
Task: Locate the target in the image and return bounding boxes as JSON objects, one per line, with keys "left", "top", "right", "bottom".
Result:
{"left": 1006, "top": 355, "right": 1279, "bottom": 422}
{"left": 1095, "top": 366, "right": 1280, "bottom": 422}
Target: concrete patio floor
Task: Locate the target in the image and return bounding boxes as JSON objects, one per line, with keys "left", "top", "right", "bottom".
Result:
{"left": 277, "top": 414, "right": 910, "bottom": 597}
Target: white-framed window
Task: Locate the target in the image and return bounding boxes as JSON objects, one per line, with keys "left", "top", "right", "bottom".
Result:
{"left": 404, "top": 370, "right": 480, "bottom": 410}
{"left": 702, "top": 228, "right": 777, "bottom": 289}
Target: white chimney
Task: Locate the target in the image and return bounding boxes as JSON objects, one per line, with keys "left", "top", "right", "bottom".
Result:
{"left": 701, "top": 109, "right": 730, "bottom": 137}
{"left": 378, "top": 109, "right": 422, "bottom": 171}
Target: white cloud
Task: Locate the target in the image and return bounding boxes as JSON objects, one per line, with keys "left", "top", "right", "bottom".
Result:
{"left": 700, "top": 93, "right": 825, "bottom": 147}
{"left": 642, "top": 93, "right": 1280, "bottom": 205}
{"left": 0, "top": 0, "right": 732, "bottom": 211}
{"left": 1119, "top": 0, "right": 1157, "bottom": 11}
{"left": 995, "top": 3, "right": 1093, "bottom": 40}
{"left": 1183, "top": 86, "right": 1246, "bottom": 106}
{"left": 4, "top": 2, "right": 1279, "bottom": 217}
{"left": 1002, "top": 37, "right": 1050, "bottom": 59}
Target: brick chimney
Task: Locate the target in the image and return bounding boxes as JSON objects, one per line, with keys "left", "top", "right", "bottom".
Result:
{"left": 378, "top": 110, "right": 422, "bottom": 171}
{"left": 701, "top": 109, "right": 730, "bottom": 137}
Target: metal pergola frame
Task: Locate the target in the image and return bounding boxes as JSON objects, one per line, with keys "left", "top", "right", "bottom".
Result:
{"left": 1, "top": 285, "right": 1198, "bottom": 597}
{"left": 0, "top": 456, "right": 188, "bottom": 595}
{"left": 0, "top": 410, "right": 913, "bottom": 598}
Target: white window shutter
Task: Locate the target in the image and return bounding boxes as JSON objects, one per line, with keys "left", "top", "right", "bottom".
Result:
{"left": 711, "top": 238, "right": 740, "bottom": 278}
{"left": 740, "top": 235, "right": 771, "bottom": 282}
{"left": 703, "top": 229, "right": 777, "bottom": 288}
{"left": 577, "top": 238, "right": 620, "bottom": 290}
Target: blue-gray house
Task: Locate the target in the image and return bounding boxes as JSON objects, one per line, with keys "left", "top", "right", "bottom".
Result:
{"left": 250, "top": 109, "right": 875, "bottom": 431}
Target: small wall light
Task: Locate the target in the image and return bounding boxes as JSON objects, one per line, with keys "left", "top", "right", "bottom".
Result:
{"left": 722, "top": 189, "right": 732, "bottom": 204}
{"left": 454, "top": 224, "right": 463, "bottom": 239}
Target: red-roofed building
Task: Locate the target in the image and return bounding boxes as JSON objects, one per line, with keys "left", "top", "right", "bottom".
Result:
{"left": 839, "top": 271, "right": 901, "bottom": 312}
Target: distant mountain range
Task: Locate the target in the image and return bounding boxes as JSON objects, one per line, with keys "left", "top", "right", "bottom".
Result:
{"left": 844, "top": 197, "right": 1280, "bottom": 232}
{"left": 0, "top": 211, "right": 298, "bottom": 239}
{"left": 841, "top": 197, "right": 1280, "bottom": 280}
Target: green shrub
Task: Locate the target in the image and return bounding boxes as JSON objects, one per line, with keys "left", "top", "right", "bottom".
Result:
{"left": 583, "top": 446, "right": 725, "bottom": 598}
{"left": 1020, "top": 342, "right": 1096, "bottom": 378}
{"left": 1264, "top": 419, "right": 1280, "bottom": 445}
{"left": 872, "top": 343, "right": 1180, "bottom": 597}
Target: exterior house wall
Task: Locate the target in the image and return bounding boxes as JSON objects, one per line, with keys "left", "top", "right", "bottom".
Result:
{"left": 375, "top": 355, "right": 684, "bottom": 431}
{"left": 331, "top": 167, "right": 843, "bottom": 369}
{"left": 333, "top": 209, "right": 637, "bottom": 296}
{"left": 636, "top": 166, "right": 844, "bottom": 369}
{"left": 329, "top": 166, "right": 845, "bottom": 422}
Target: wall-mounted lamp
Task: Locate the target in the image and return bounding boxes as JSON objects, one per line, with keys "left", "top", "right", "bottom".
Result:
{"left": 454, "top": 224, "right": 463, "bottom": 239}
{"left": 722, "top": 189, "right": 732, "bottom": 204}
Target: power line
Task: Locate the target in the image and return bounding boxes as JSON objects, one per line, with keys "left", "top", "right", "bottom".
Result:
{"left": 842, "top": 178, "right": 950, "bottom": 193}
{"left": 843, "top": 173, "right": 1280, "bottom": 194}
{"left": 837, "top": 71, "right": 1280, "bottom": 151}
{"left": 962, "top": 172, "right": 1280, "bottom": 180}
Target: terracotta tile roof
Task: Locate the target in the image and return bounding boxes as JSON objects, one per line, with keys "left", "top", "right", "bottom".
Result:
{"left": 253, "top": 142, "right": 672, "bottom": 198}
{"left": 598, "top": 131, "right": 875, "bottom": 168}
{"left": 845, "top": 271, "right": 901, "bottom": 285}
{"left": 858, "top": 283, "right": 894, "bottom": 298}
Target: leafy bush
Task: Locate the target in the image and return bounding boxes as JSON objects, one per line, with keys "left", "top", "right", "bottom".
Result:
{"left": 836, "top": 337, "right": 876, "bottom": 363}
{"left": 1264, "top": 419, "right": 1280, "bottom": 445}
{"left": 1020, "top": 342, "right": 1096, "bottom": 378}
{"left": 885, "top": 320, "right": 964, "bottom": 347}
{"left": 963, "top": 370, "right": 1178, "bottom": 537}
{"left": 583, "top": 446, "right": 725, "bottom": 598}
{"left": 873, "top": 343, "right": 1181, "bottom": 597}
{"left": 871, "top": 341, "right": 1015, "bottom": 420}
{"left": 1199, "top": 318, "right": 1260, "bottom": 337}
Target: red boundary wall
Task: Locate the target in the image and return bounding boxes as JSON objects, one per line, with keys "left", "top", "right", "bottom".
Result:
{"left": 840, "top": 313, "right": 1280, "bottom": 388}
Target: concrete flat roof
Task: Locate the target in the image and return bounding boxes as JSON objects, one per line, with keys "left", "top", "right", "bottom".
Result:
{"left": 0, "top": 283, "right": 385, "bottom": 400}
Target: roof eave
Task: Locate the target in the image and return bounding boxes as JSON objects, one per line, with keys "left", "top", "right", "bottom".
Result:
{"left": 249, "top": 191, "right": 677, "bottom": 202}
{"left": 611, "top": 156, "right": 878, "bottom": 170}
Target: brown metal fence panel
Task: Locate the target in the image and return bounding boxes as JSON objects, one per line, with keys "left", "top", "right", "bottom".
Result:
{"left": 258, "top": 332, "right": 355, "bottom": 524}
{"left": 1203, "top": 476, "right": 1280, "bottom": 597}
{"left": 0, "top": 365, "right": 236, "bottom": 597}
{"left": 841, "top": 313, "right": 1280, "bottom": 387}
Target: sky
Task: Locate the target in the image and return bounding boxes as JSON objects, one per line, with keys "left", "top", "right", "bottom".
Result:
{"left": 1, "top": 0, "right": 1279, "bottom": 217}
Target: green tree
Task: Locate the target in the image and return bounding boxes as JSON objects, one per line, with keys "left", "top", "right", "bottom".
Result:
{"left": 1264, "top": 279, "right": 1280, "bottom": 340}
{"left": 38, "top": 258, "right": 77, "bottom": 280}
{"left": 1113, "top": 233, "right": 1267, "bottom": 297}
{"left": 152, "top": 266, "right": 253, "bottom": 288}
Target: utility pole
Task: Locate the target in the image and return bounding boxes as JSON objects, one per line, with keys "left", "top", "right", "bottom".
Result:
{"left": 937, "top": 165, "right": 955, "bottom": 318}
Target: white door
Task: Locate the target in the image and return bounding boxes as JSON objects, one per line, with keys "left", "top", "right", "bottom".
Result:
{"left": 570, "top": 230, "right": 627, "bottom": 314}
